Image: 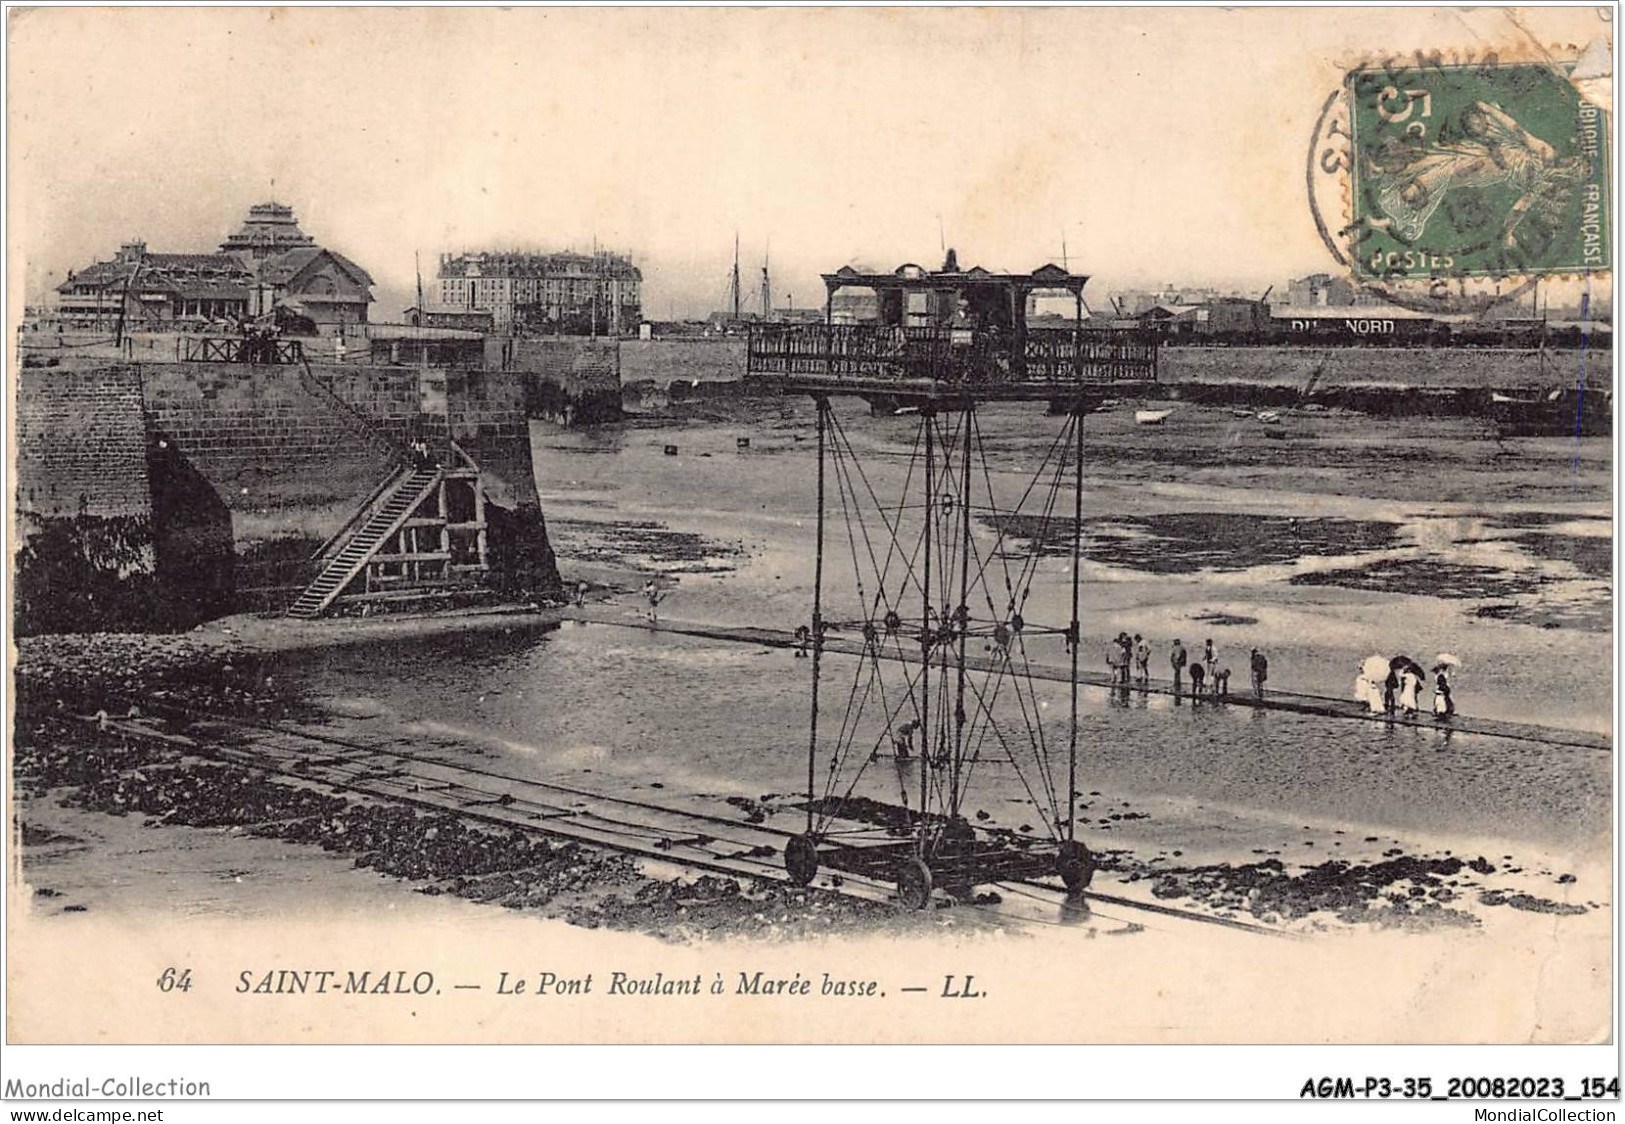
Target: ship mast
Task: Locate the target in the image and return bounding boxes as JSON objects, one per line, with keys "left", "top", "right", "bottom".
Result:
{"left": 761, "top": 243, "right": 772, "bottom": 319}
{"left": 730, "top": 232, "right": 742, "bottom": 321}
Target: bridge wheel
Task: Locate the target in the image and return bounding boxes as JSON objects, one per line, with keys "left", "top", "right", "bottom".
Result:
{"left": 1058, "top": 840, "right": 1095, "bottom": 893}
{"left": 934, "top": 818, "right": 977, "bottom": 899}
{"left": 896, "top": 858, "right": 933, "bottom": 910}
{"left": 785, "top": 833, "right": 819, "bottom": 886}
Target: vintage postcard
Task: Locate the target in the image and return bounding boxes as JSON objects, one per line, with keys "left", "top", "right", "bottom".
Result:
{"left": 3, "top": 3, "right": 1617, "bottom": 1105}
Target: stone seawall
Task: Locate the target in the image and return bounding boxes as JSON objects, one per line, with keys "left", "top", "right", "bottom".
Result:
{"left": 610, "top": 340, "right": 1610, "bottom": 432}
{"left": 443, "top": 366, "right": 557, "bottom": 589}
{"left": 501, "top": 339, "right": 623, "bottom": 424}
{"left": 14, "top": 366, "right": 234, "bottom": 634}
{"left": 1158, "top": 345, "right": 1611, "bottom": 391}
{"left": 15, "top": 367, "right": 160, "bottom": 634}
{"left": 620, "top": 338, "right": 746, "bottom": 386}
{"left": 15, "top": 367, "right": 153, "bottom": 518}
{"left": 612, "top": 339, "right": 1608, "bottom": 395}
{"left": 139, "top": 363, "right": 401, "bottom": 499}
{"left": 15, "top": 361, "right": 558, "bottom": 633}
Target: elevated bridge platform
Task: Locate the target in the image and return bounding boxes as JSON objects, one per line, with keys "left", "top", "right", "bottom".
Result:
{"left": 746, "top": 325, "right": 1159, "bottom": 405}
{"left": 743, "top": 258, "right": 1158, "bottom": 404}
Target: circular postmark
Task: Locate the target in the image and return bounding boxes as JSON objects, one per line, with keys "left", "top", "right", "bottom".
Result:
{"left": 1306, "top": 50, "right": 1610, "bottom": 317}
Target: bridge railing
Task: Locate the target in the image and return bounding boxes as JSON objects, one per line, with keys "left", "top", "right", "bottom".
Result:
{"left": 180, "top": 337, "right": 305, "bottom": 364}
{"left": 747, "top": 324, "right": 1157, "bottom": 385}
{"left": 1025, "top": 328, "right": 1161, "bottom": 384}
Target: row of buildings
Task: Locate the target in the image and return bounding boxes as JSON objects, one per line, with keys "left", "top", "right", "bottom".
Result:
{"left": 55, "top": 203, "right": 375, "bottom": 331}
{"left": 53, "top": 209, "right": 1584, "bottom": 343}
{"left": 52, "top": 204, "right": 646, "bottom": 339}
{"left": 1114, "top": 275, "right": 1391, "bottom": 312}
{"left": 1105, "top": 272, "right": 1603, "bottom": 336}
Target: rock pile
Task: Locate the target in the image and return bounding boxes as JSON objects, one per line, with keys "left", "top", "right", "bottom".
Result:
{"left": 1138, "top": 852, "right": 1588, "bottom": 930}
{"left": 15, "top": 710, "right": 909, "bottom": 935}
{"left": 14, "top": 633, "right": 292, "bottom": 718}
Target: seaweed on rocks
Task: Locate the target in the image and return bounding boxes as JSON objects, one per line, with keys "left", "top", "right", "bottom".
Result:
{"left": 1478, "top": 889, "right": 1587, "bottom": 916}
{"left": 64, "top": 762, "right": 347, "bottom": 828}
{"left": 986, "top": 513, "right": 1400, "bottom": 573}
{"left": 9, "top": 631, "right": 940, "bottom": 937}
{"left": 1142, "top": 855, "right": 1483, "bottom": 929}
{"left": 14, "top": 633, "right": 303, "bottom": 721}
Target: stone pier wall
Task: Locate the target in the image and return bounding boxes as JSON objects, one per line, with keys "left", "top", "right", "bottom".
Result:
{"left": 14, "top": 360, "right": 559, "bottom": 633}
{"left": 500, "top": 338, "right": 623, "bottom": 424}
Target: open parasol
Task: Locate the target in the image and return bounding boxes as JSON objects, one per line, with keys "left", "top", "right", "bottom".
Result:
{"left": 1390, "top": 654, "right": 1426, "bottom": 678}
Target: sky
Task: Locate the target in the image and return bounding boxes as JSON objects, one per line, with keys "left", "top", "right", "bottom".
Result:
{"left": 8, "top": 6, "right": 1613, "bottom": 320}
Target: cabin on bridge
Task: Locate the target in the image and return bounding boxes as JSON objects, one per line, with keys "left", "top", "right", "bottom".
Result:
{"left": 746, "top": 253, "right": 1158, "bottom": 405}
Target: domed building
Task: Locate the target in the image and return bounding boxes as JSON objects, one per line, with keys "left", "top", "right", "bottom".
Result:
{"left": 219, "top": 201, "right": 317, "bottom": 260}
{"left": 221, "top": 202, "right": 374, "bottom": 329}
{"left": 54, "top": 200, "right": 374, "bottom": 333}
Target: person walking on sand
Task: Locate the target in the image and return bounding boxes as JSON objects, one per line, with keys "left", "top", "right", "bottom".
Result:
{"left": 1399, "top": 664, "right": 1422, "bottom": 715}
{"left": 1203, "top": 639, "right": 1218, "bottom": 683}
{"left": 1359, "top": 673, "right": 1385, "bottom": 714}
{"left": 1134, "top": 634, "right": 1150, "bottom": 684}
{"left": 1357, "top": 655, "right": 1388, "bottom": 713}
{"left": 1188, "top": 659, "right": 1206, "bottom": 701}
{"left": 1117, "top": 633, "right": 1134, "bottom": 687}
{"left": 1250, "top": 648, "right": 1268, "bottom": 697}
{"left": 574, "top": 580, "right": 589, "bottom": 608}
{"left": 890, "top": 718, "right": 920, "bottom": 811}
{"left": 1106, "top": 639, "right": 1124, "bottom": 684}
{"left": 643, "top": 579, "right": 665, "bottom": 621}
{"left": 1432, "top": 665, "right": 1455, "bottom": 718}
{"left": 1170, "top": 639, "right": 1188, "bottom": 696}
{"left": 893, "top": 718, "right": 918, "bottom": 762}
{"left": 1212, "top": 666, "right": 1230, "bottom": 698}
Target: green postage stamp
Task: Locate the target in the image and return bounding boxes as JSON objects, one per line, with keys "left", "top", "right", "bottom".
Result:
{"left": 1349, "top": 60, "right": 1609, "bottom": 278}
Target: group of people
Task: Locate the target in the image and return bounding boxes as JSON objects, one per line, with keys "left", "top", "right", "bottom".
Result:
{"left": 1105, "top": 632, "right": 1153, "bottom": 686}
{"left": 564, "top": 577, "right": 666, "bottom": 620}
{"left": 1355, "top": 655, "right": 1456, "bottom": 719}
{"left": 237, "top": 322, "right": 286, "bottom": 364}
{"left": 1108, "top": 634, "right": 1269, "bottom": 700}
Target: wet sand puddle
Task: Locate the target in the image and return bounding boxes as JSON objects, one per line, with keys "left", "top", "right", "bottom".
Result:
{"left": 19, "top": 399, "right": 1610, "bottom": 938}
{"left": 547, "top": 517, "right": 748, "bottom": 575}
{"left": 985, "top": 512, "right": 1402, "bottom": 572}
{"left": 264, "top": 622, "right": 1609, "bottom": 934}
{"left": 534, "top": 401, "right": 1611, "bottom": 729}
{"left": 981, "top": 510, "right": 1609, "bottom": 632}
{"left": 511, "top": 401, "right": 1612, "bottom": 931}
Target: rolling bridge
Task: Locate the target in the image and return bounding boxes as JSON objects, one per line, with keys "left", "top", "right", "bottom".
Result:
{"left": 745, "top": 255, "right": 1159, "bottom": 907}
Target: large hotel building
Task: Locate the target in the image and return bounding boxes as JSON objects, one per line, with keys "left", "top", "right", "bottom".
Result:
{"left": 434, "top": 250, "right": 642, "bottom": 335}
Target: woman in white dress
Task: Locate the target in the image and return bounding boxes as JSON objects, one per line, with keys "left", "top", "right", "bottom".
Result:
{"left": 1399, "top": 667, "right": 1422, "bottom": 715}
{"left": 1358, "top": 657, "right": 1390, "bottom": 714}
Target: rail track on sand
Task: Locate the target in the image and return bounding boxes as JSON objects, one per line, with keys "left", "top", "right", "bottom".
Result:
{"left": 61, "top": 702, "right": 1288, "bottom": 938}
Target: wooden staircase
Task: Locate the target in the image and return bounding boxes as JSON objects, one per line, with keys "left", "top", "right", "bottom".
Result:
{"left": 285, "top": 464, "right": 445, "bottom": 619}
